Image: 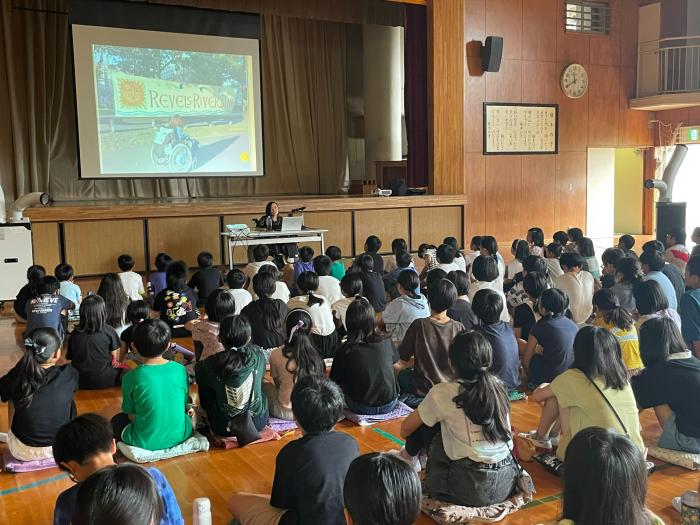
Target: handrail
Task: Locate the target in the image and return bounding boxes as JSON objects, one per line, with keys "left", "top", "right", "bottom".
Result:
{"left": 636, "top": 37, "right": 700, "bottom": 96}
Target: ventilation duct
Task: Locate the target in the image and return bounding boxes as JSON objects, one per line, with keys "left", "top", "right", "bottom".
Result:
{"left": 644, "top": 144, "right": 688, "bottom": 201}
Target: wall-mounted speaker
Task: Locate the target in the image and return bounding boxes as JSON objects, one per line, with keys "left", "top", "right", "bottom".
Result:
{"left": 480, "top": 36, "right": 503, "bottom": 72}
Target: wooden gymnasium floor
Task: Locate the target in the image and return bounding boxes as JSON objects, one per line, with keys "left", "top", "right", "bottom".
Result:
{"left": 0, "top": 306, "right": 697, "bottom": 525}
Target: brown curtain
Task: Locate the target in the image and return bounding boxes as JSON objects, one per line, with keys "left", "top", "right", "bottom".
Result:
{"left": 0, "top": 1, "right": 349, "bottom": 203}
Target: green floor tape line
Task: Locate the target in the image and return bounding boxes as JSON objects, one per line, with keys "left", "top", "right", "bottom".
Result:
{"left": 0, "top": 473, "right": 67, "bottom": 496}
{"left": 522, "top": 493, "right": 562, "bottom": 509}
{"left": 371, "top": 427, "right": 405, "bottom": 447}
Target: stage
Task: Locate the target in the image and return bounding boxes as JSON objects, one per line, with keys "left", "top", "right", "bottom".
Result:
{"left": 24, "top": 194, "right": 467, "bottom": 276}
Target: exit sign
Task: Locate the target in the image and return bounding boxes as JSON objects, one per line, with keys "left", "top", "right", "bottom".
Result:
{"left": 677, "top": 126, "right": 700, "bottom": 144}
{"left": 690, "top": 128, "right": 700, "bottom": 141}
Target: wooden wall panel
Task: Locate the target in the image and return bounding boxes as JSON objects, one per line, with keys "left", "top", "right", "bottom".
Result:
{"left": 410, "top": 206, "right": 463, "bottom": 251}
{"left": 588, "top": 65, "right": 621, "bottom": 146}
{"left": 620, "top": 0, "right": 640, "bottom": 67}
{"left": 619, "top": 66, "right": 652, "bottom": 147}
{"left": 556, "top": 73, "right": 590, "bottom": 152}
{"left": 522, "top": 61, "right": 557, "bottom": 104}
{"left": 521, "top": 156, "right": 557, "bottom": 236}
{"left": 429, "top": 0, "right": 465, "bottom": 194}
{"left": 485, "top": 156, "right": 522, "bottom": 241}
{"left": 485, "top": 0, "right": 523, "bottom": 60}
{"left": 148, "top": 217, "right": 221, "bottom": 270}
{"left": 31, "top": 222, "right": 60, "bottom": 272}
{"left": 64, "top": 220, "right": 145, "bottom": 276}
{"left": 589, "top": 0, "right": 621, "bottom": 66}
{"left": 464, "top": 153, "right": 486, "bottom": 237}
{"left": 555, "top": 152, "right": 587, "bottom": 231}
{"left": 354, "top": 209, "right": 409, "bottom": 255}
{"left": 302, "top": 211, "right": 353, "bottom": 257}
{"left": 521, "top": 0, "right": 556, "bottom": 61}
{"left": 485, "top": 59, "right": 522, "bottom": 103}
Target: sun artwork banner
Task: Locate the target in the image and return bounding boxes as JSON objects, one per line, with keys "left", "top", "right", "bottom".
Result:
{"left": 111, "top": 72, "right": 240, "bottom": 117}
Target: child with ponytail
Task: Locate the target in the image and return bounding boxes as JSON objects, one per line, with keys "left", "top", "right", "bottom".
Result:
{"left": 0, "top": 328, "right": 78, "bottom": 461}
{"left": 195, "top": 315, "right": 269, "bottom": 436}
{"left": 287, "top": 271, "right": 339, "bottom": 358}
{"left": 14, "top": 265, "right": 46, "bottom": 322}
{"left": 593, "top": 288, "right": 643, "bottom": 374}
{"left": 265, "top": 310, "right": 325, "bottom": 420}
{"left": 396, "top": 330, "right": 519, "bottom": 507}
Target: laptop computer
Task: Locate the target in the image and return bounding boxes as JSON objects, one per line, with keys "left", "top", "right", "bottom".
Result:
{"left": 281, "top": 216, "right": 304, "bottom": 231}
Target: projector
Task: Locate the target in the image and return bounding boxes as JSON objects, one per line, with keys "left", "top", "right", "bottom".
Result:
{"left": 372, "top": 189, "right": 393, "bottom": 197}
{"left": 226, "top": 224, "right": 250, "bottom": 236}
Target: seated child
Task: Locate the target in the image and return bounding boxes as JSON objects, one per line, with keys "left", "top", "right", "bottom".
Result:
{"left": 544, "top": 242, "right": 564, "bottom": 279}
{"left": 241, "top": 272, "right": 288, "bottom": 353}
{"left": 554, "top": 252, "right": 594, "bottom": 325}
{"left": 600, "top": 247, "right": 626, "bottom": 289}
{"left": 618, "top": 233, "right": 636, "bottom": 255}
{"left": 383, "top": 238, "right": 409, "bottom": 274}
{"left": 343, "top": 453, "right": 421, "bottom": 525}
{"left": 467, "top": 256, "right": 509, "bottom": 322}
{"left": 610, "top": 256, "right": 642, "bottom": 312}
{"left": 195, "top": 315, "right": 269, "bottom": 436}
{"left": 541, "top": 427, "right": 664, "bottom": 525}
{"left": 664, "top": 226, "right": 690, "bottom": 272}
{"left": 256, "top": 264, "right": 291, "bottom": 302}
{"left": 680, "top": 255, "right": 700, "bottom": 357}
{"left": 287, "top": 272, "right": 339, "bottom": 358}
{"left": 97, "top": 273, "right": 130, "bottom": 336}
{"left": 506, "top": 255, "right": 548, "bottom": 310}
{"left": 117, "top": 254, "right": 145, "bottom": 301}
{"left": 119, "top": 300, "right": 150, "bottom": 363}
{"left": 435, "top": 244, "right": 460, "bottom": 273}
{"left": 633, "top": 280, "right": 681, "bottom": 331}
{"left": 14, "top": 264, "right": 45, "bottom": 321}
{"left": 148, "top": 252, "right": 172, "bottom": 298}
{"left": 67, "top": 295, "right": 122, "bottom": 390}
{"left": 226, "top": 268, "right": 252, "bottom": 314}
{"left": 228, "top": 375, "right": 359, "bottom": 525}
{"left": 153, "top": 261, "right": 199, "bottom": 338}
{"left": 52, "top": 413, "right": 182, "bottom": 525}
{"left": 382, "top": 270, "right": 429, "bottom": 346}
{"left": 512, "top": 272, "right": 547, "bottom": 345}
{"left": 72, "top": 464, "right": 165, "bottom": 525}
{"left": 331, "top": 298, "right": 399, "bottom": 415}
{"left": 592, "top": 289, "right": 642, "bottom": 374}
{"left": 398, "top": 330, "right": 520, "bottom": 507}
{"left": 632, "top": 317, "right": 700, "bottom": 453}
{"left": 384, "top": 251, "right": 415, "bottom": 299}
{"left": 188, "top": 251, "right": 224, "bottom": 305}
{"left": 0, "top": 328, "right": 77, "bottom": 461}
{"left": 445, "top": 270, "right": 479, "bottom": 330}
{"left": 578, "top": 237, "right": 600, "bottom": 279}
{"left": 111, "top": 319, "right": 192, "bottom": 450}
{"left": 325, "top": 245, "right": 345, "bottom": 281}
{"left": 505, "top": 239, "right": 529, "bottom": 283}
{"left": 332, "top": 272, "right": 362, "bottom": 331}
{"left": 472, "top": 290, "right": 520, "bottom": 390}
{"left": 265, "top": 310, "right": 325, "bottom": 420}
{"left": 244, "top": 245, "right": 277, "bottom": 292}
{"left": 356, "top": 253, "right": 387, "bottom": 313}
{"left": 313, "top": 255, "right": 344, "bottom": 304}
{"left": 358, "top": 235, "right": 384, "bottom": 275}
{"left": 553, "top": 230, "right": 570, "bottom": 249}
{"left": 55, "top": 263, "right": 81, "bottom": 321}
{"left": 293, "top": 246, "right": 315, "bottom": 291}
{"left": 527, "top": 227, "right": 545, "bottom": 258}
{"left": 26, "top": 276, "right": 74, "bottom": 337}
{"left": 524, "top": 326, "right": 644, "bottom": 458}
{"left": 395, "top": 279, "right": 464, "bottom": 399}
{"left": 187, "top": 288, "right": 236, "bottom": 361}
{"left": 444, "top": 236, "right": 467, "bottom": 273}
{"left": 463, "top": 236, "right": 482, "bottom": 271}
{"left": 479, "top": 236, "right": 506, "bottom": 288}
{"left": 522, "top": 288, "right": 577, "bottom": 386}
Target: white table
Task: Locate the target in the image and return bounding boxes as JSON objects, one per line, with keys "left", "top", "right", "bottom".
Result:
{"left": 222, "top": 228, "right": 328, "bottom": 269}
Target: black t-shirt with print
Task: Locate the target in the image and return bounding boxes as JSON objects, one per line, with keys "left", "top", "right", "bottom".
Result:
{"left": 153, "top": 288, "right": 199, "bottom": 328}
{"left": 67, "top": 327, "right": 121, "bottom": 389}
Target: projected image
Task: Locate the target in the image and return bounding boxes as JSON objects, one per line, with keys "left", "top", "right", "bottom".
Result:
{"left": 93, "top": 45, "right": 255, "bottom": 174}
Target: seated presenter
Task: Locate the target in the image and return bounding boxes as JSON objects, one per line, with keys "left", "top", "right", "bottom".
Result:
{"left": 257, "top": 201, "right": 298, "bottom": 265}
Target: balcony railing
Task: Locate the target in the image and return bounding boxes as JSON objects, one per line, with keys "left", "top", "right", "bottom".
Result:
{"left": 637, "top": 36, "right": 700, "bottom": 97}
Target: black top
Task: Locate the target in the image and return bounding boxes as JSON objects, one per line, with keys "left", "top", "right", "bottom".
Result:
{"left": 241, "top": 299, "right": 288, "bottom": 349}
{"left": 120, "top": 324, "right": 137, "bottom": 353}
{"left": 447, "top": 299, "right": 480, "bottom": 331}
{"left": 512, "top": 303, "right": 537, "bottom": 340}
{"left": 359, "top": 272, "right": 387, "bottom": 312}
{"left": 67, "top": 327, "right": 121, "bottom": 389}
{"left": 271, "top": 431, "right": 360, "bottom": 525}
{"left": 153, "top": 287, "right": 199, "bottom": 328}
{"left": 632, "top": 356, "right": 700, "bottom": 438}
{"left": 188, "top": 267, "right": 224, "bottom": 304}
{"left": 479, "top": 322, "right": 521, "bottom": 390}
{"left": 0, "top": 364, "right": 78, "bottom": 446}
{"left": 662, "top": 263, "right": 687, "bottom": 306}
{"left": 355, "top": 251, "right": 384, "bottom": 275}
{"left": 529, "top": 315, "right": 577, "bottom": 383}
{"left": 330, "top": 338, "right": 398, "bottom": 407}
{"left": 14, "top": 283, "right": 35, "bottom": 320}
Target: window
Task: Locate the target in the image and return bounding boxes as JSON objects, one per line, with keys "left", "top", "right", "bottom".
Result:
{"left": 565, "top": 1, "right": 610, "bottom": 35}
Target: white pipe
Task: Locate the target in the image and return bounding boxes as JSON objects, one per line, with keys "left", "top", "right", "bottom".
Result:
{"left": 12, "top": 192, "right": 51, "bottom": 222}
{"left": 0, "top": 184, "right": 5, "bottom": 223}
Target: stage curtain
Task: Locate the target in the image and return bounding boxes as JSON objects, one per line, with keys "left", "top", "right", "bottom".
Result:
{"left": 404, "top": 4, "right": 428, "bottom": 188}
{"left": 0, "top": 1, "right": 348, "bottom": 203}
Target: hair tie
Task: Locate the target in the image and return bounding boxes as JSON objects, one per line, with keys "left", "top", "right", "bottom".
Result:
{"left": 478, "top": 366, "right": 488, "bottom": 373}
{"left": 24, "top": 338, "right": 47, "bottom": 356}
{"left": 288, "top": 320, "right": 305, "bottom": 343}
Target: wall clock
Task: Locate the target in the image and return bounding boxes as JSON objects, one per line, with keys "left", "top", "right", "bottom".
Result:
{"left": 560, "top": 63, "right": 588, "bottom": 99}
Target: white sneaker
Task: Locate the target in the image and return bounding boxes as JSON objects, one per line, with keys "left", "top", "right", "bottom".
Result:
{"left": 517, "top": 430, "right": 553, "bottom": 450}
{"left": 0, "top": 432, "right": 7, "bottom": 443}
{"left": 672, "top": 496, "right": 682, "bottom": 513}
{"left": 388, "top": 448, "right": 422, "bottom": 472}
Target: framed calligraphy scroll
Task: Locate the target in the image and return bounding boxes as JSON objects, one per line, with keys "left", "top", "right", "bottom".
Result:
{"left": 483, "top": 103, "right": 558, "bottom": 155}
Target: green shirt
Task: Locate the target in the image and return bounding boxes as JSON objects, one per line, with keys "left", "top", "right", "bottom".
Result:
{"left": 330, "top": 261, "right": 346, "bottom": 282}
{"left": 121, "top": 361, "right": 192, "bottom": 450}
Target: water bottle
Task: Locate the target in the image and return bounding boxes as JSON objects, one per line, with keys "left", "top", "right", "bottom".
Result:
{"left": 681, "top": 490, "right": 700, "bottom": 525}
{"left": 265, "top": 215, "right": 272, "bottom": 231}
{"left": 193, "top": 497, "right": 212, "bottom": 525}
